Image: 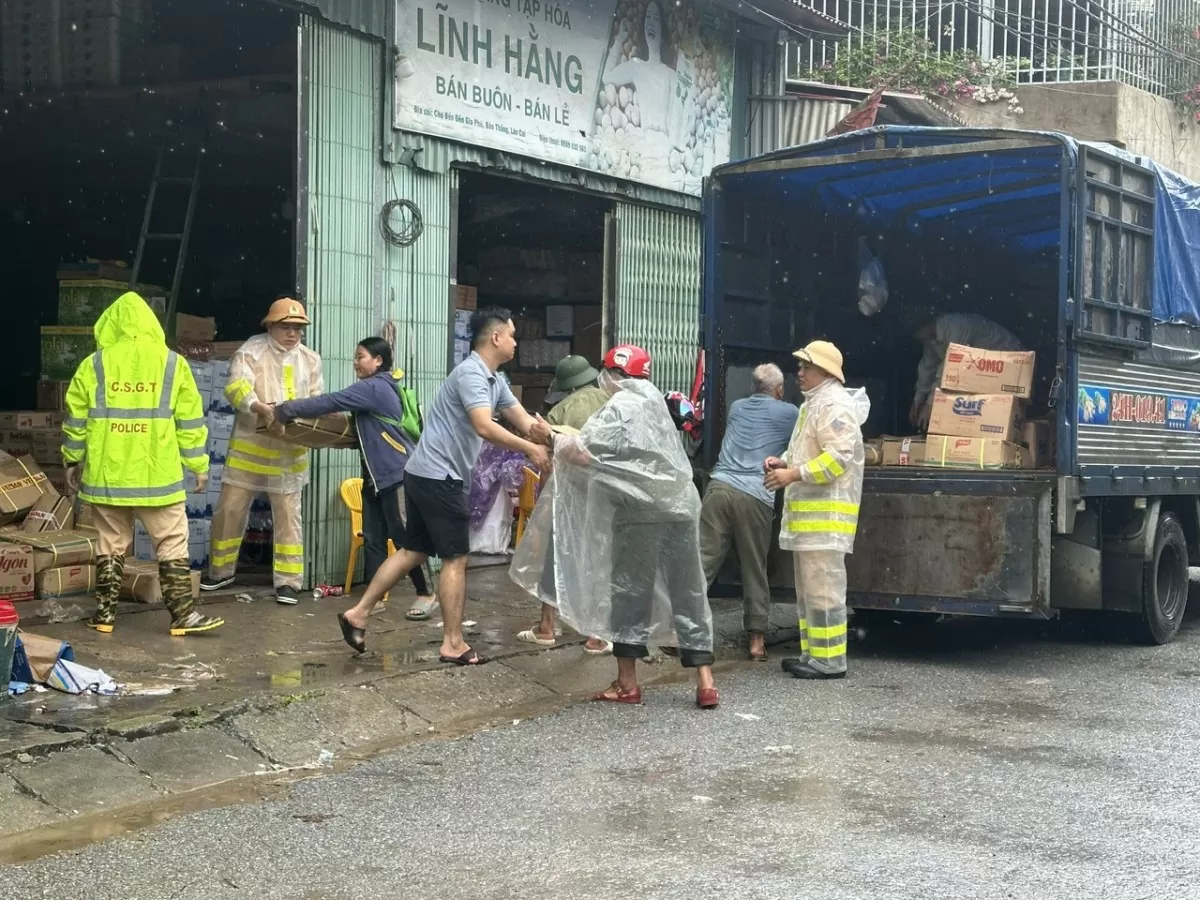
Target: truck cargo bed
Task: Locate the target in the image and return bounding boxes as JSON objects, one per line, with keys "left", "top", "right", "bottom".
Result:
{"left": 849, "top": 468, "right": 1056, "bottom": 618}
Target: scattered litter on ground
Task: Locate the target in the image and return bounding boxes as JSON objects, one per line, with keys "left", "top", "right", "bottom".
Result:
{"left": 157, "top": 662, "right": 218, "bottom": 682}
{"left": 15, "top": 753, "right": 33, "bottom": 764}
{"left": 235, "top": 593, "right": 257, "bottom": 604}
{"left": 122, "top": 685, "right": 181, "bottom": 697}
{"left": 8, "top": 681, "right": 31, "bottom": 696}
{"left": 46, "top": 659, "right": 118, "bottom": 695}
{"left": 317, "top": 749, "right": 334, "bottom": 767}
{"left": 434, "top": 620, "right": 477, "bottom": 628}
{"left": 735, "top": 713, "right": 761, "bottom": 721}
{"left": 764, "top": 745, "right": 795, "bottom": 754}
{"left": 34, "top": 600, "right": 87, "bottom": 624}
{"left": 692, "top": 795, "right": 715, "bottom": 804}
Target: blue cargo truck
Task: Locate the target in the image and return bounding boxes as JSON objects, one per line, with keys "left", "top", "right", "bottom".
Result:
{"left": 701, "top": 126, "right": 1200, "bottom": 644}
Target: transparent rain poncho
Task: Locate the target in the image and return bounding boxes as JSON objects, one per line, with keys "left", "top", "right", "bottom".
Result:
{"left": 510, "top": 373, "right": 714, "bottom": 652}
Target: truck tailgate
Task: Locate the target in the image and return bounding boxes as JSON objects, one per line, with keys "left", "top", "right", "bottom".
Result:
{"left": 848, "top": 469, "right": 1056, "bottom": 617}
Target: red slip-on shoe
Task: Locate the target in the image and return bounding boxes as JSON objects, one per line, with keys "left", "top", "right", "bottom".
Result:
{"left": 696, "top": 687, "right": 720, "bottom": 709}
{"left": 593, "top": 682, "right": 642, "bottom": 704}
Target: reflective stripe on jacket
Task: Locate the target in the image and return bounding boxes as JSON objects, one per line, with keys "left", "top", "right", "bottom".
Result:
{"left": 780, "top": 379, "right": 868, "bottom": 554}
{"left": 62, "top": 291, "right": 208, "bottom": 508}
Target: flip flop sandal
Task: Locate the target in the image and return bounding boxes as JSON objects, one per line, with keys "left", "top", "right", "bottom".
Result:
{"left": 406, "top": 595, "right": 439, "bottom": 621}
{"left": 749, "top": 651, "right": 769, "bottom": 662}
{"left": 583, "top": 639, "right": 612, "bottom": 655}
{"left": 439, "top": 648, "right": 490, "bottom": 666}
{"left": 337, "top": 613, "right": 366, "bottom": 654}
{"left": 517, "top": 629, "right": 556, "bottom": 647}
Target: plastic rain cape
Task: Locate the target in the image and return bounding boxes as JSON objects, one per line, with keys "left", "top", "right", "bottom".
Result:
{"left": 510, "top": 375, "right": 714, "bottom": 651}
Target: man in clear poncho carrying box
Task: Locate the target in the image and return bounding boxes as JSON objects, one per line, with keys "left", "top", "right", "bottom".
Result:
{"left": 511, "top": 345, "right": 719, "bottom": 710}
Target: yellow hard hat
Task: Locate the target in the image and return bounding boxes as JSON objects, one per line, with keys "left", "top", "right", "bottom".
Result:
{"left": 262, "top": 297, "right": 311, "bottom": 326}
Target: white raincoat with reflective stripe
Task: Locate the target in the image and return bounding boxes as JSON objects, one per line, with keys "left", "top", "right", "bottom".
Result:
{"left": 780, "top": 379, "right": 870, "bottom": 554}
{"left": 62, "top": 291, "right": 209, "bottom": 508}
{"left": 221, "top": 333, "right": 323, "bottom": 494}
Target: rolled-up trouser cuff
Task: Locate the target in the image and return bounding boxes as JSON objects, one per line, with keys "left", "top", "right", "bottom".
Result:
{"left": 743, "top": 614, "right": 769, "bottom": 635}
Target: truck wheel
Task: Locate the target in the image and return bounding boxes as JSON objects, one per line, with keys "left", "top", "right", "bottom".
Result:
{"left": 1134, "top": 512, "right": 1189, "bottom": 645}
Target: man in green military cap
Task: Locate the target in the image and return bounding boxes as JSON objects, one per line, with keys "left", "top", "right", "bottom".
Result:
{"left": 517, "top": 355, "right": 612, "bottom": 653}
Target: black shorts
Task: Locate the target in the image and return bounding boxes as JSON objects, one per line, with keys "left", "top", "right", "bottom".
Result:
{"left": 402, "top": 472, "right": 470, "bottom": 560}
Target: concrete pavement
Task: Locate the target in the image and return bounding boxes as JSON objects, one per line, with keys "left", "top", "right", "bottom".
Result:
{"left": 0, "top": 566, "right": 795, "bottom": 859}
{"left": 3, "top": 608, "right": 1200, "bottom": 899}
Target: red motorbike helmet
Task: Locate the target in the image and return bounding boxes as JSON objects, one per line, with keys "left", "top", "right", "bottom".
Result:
{"left": 602, "top": 344, "right": 652, "bottom": 379}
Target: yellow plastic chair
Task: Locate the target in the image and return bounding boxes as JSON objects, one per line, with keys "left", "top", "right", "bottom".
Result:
{"left": 339, "top": 478, "right": 365, "bottom": 594}
{"left": 515, "top": 467, "right": 541, "bottom": 547}
{"left": 339, "top": 477, "right": 396, "bottom": 600}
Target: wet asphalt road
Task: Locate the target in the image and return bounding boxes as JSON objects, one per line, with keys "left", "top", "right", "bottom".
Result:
{"left": 4, "top": 612, "right": 1200, "bottom": 900}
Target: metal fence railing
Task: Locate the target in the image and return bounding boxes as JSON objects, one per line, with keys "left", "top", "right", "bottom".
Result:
{"left": 787, "top": 0, "right": 1200, "bottom": 100}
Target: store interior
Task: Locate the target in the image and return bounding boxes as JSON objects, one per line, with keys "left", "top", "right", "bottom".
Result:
{"left": 0, "top": 0, "right": 298, "bottom": 408}
{"left": 713, "top": 142, "right": 1064, "bottom": 445}
{"left": 453, "top": 171, "right": 614, "bottom": 413}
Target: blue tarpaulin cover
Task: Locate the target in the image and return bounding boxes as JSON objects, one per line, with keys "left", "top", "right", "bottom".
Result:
{"left": 716, "top": 126, "right": 1200, "bottom": 327}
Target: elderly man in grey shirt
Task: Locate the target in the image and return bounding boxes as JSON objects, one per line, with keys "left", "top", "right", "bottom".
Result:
{"left": 699, "top": 363, "right": 799, "bottom": 661}
{"left": 337, "top": 306, "right": 552, "bottom": 664}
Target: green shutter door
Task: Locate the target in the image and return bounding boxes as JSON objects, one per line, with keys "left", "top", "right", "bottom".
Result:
{"left": 612, "top": 202, "right": 702, "bottom": 395}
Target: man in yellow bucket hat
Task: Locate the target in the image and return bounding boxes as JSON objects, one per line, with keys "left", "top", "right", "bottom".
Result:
{"left": 764, "top": 340, "right": 869, "bottom": 679}
{"left": 202, "top": 295, "right": 324, "bottom": 604}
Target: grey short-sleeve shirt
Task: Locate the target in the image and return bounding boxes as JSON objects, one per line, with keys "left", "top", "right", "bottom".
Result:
{"left": 405, "top": 351, "right": 519, "bottom": 484}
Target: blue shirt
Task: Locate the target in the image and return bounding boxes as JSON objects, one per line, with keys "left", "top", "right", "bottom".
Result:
{"left": 405, "top": 352, "right": 518, "bottom": 484}
{"left": 711, "top": 394, "right": 799, "bottom": 506}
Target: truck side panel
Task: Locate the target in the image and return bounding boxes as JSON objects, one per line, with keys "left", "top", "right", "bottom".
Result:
{"left": 848, "top": 471, "right": 1054, "bottom": 617}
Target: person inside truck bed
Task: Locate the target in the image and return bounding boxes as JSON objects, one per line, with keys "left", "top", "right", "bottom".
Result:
{"left": 910, "top": 313, "right": 1023, "bottom": 431}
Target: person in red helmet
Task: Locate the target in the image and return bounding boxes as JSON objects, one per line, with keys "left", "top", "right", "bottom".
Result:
{"left": 512, "top": 344, "right": 718, "bottom": 709}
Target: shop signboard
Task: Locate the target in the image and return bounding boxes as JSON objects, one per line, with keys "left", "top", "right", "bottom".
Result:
{"left": 393, "top": 0, "right": 735, "bottom": 195}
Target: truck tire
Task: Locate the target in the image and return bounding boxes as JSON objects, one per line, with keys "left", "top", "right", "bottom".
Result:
{"left": 1133, "top": 512, "right": 1189, "bottom": 645}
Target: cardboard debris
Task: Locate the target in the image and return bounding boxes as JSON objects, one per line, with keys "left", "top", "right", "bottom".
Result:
{"left": 36, "top": 564, "right": 96, "bottom": 600}
{"left": 0, "top": 544, "right": 34, "bottom": 601}
{"left": 0, "top": 452, "right": 54, "bottom": 525}
{"left": 0, "top": 412, "right": 63, "bottom": 430}
{"left": 23, "top": 493, "right": 75, "bottom": 533}
{"left": 940, "top": 343, "right": 1035, "bottom": 398}
{"left": 260, "top": 413, "right": 356, "bottom": 450}
{"left": 4, "top": 530, "right": 99, "bottom": 573}
{"left": 923, "top": 435, "right": 1023, "bottom": 469}
{"left": 927, "top": 390, "right": 1024, "bottom": 442}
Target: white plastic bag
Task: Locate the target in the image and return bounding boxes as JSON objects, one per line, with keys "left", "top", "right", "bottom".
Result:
{"left": 470, "top": 490, "right": 514, "bottom": 555}
{"left": 857, "top": 237, "right": 889, "bottom": 316}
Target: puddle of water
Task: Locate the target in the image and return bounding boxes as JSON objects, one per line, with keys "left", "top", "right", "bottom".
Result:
{"left": 267, "top": 652, "right": 438, "bottom": 688}
{"left": 0, "top": 773, "right": 303, "bottom": 866}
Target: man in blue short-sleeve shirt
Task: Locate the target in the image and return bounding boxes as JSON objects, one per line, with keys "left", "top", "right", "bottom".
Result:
{"left": 336, "top": 307, "right": 552, "bottom": 666}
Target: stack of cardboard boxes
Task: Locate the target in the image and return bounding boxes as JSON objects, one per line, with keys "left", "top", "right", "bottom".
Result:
{"left": 870, "top": 342, "right": 1052, "bottom": 471}
{"left": 923, "top": 343, "right": 1039, "bottom": 470}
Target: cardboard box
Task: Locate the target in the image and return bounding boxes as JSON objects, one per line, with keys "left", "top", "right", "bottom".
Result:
{"left": 209, "top": 341, "right": 243, "bottom": 360}
{"left": 923, "top": 435, "right": 1023, "bottom": 470}
{"left": 927, "top": 390, "right": 1024, "bottom": 442}
{"left": 36, "top": 564, "right": 95, "bottom": 599}
{"left": 0, "top": 412, "right": 62, "bottom": 430}
{"left": 0, "top": 452, "right": 53, "bottom": 525}
{"left": 188, "top": 360, "right": 214, "bottom": 394}
{"left": 6, "top": 530, "right": 98, "bottom": 572}
{"left": 450, "top": 283, "right": 478, "bottom": 310}
{"left": 206, "top": 411, "right": 236, "bottom": 443}
{"left": 41, "top": 466, "right": 68, "bottom": 496}
{"left": 133, "top": 521, "right": 155, "bottom": 561}
{"left": 40, "top": 326, "right": 96, "bottom": 381}
{"left": 120, "top": 561, "right": 201, "bottom": 603}
{"left": 188, "top": 518, "right": 210, "bottom": 570}
{"left": 28, "top": 429, "right": 62, "bottom": 467}
{"left": 259, "top": 413, "right": 356, "bottom": 450}
{"left": 940, "top": 343, "right": 1035, "bottom": 398}
{"left": 864, "top": 438, "right": 883, "bottom": 467}
{"left": 882, "top": 436, "right": 926, "bottom": 466}
{"left": 36, "top": 381, "right": 69, "bottom": 411}
{"left": 0, "top": 544, "right": 35, "bottom": 601}
{"left": 1021, "top": 419, "right": 1054, "bottom": 470}
{"left": 176, "top": 313, "right": 217, "bottom": 343}
{"left": 57, "top": 279, "right": 128, "bottom": 326}
{"left": 23, "top": 493, "right": 75, "bottom": 533}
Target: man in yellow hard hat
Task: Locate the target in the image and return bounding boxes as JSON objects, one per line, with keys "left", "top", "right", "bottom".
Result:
{"left": 202, "top": 295, "right": 324, "bottom": 604}
{"left": 62, "top": 291, "right": 224, "bottom": 636}
{"left": 764, "top": 340, "right": 869, "bottom": 680}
